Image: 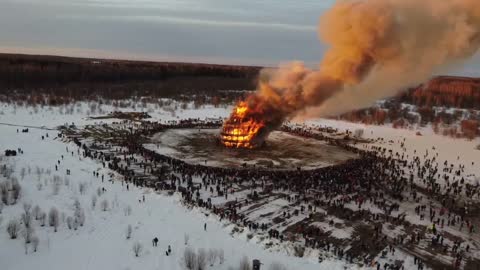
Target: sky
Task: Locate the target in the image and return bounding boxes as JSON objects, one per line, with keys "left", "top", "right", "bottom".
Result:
{"left": 0, "top": 0, "right": 480, "bottom": 75}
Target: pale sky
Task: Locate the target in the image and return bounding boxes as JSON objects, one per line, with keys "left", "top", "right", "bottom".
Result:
{"left": 0, "top": 0, "right": 479, "bottom": 75}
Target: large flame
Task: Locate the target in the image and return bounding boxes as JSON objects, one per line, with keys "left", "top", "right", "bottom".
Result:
{"left": 220, "top": 102, "right": 267, "bottom": 149}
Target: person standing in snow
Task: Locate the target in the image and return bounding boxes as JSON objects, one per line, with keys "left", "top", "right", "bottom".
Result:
{"left": 204, "top": 223, "right": 207, "bottom": 231}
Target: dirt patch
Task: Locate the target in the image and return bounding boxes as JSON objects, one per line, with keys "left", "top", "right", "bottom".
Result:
{"left": 147, "top": 129, "right": 359, "bottom": 170}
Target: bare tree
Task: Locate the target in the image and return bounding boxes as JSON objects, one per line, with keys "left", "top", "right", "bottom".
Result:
{"left": 33, "top": 205, "right": 42, "bottom": 220}
{"left": 100, "top": 199, "right": 109, "bottom": 211}
{"left": 184, "top": 233, "right": 189, "bottom": 245}
{"left": 132, "top": 241, "right": 143, "bottom": 257}
{"left": 197, "top": 248, "right": 207, "bottom": 270}
{"left": 7, "top": 220, "right": 20, "bottom": 239}
{"left": 31, "top": 236, "right": 39, "bottom": 252}
{"left": 0, "top": 201, "right": 3, "bottom": 214}
{"left": 239, "top": 256, "right": 251, "bottom": 270}
{"left": 48, "top": 207, "right": 59, "bottom": 232}
{"left": 268, "top": 262, "right": 287, "bottom": 270}
{"left": 183, "top": 247, "right": 197, "bottom": 270}
{"left": 126, "top": 225, "right": 132, "bottom": 239}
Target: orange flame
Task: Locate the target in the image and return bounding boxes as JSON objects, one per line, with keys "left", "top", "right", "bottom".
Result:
{"left": 221, "top": 102, "right": 265, "bottom": 149}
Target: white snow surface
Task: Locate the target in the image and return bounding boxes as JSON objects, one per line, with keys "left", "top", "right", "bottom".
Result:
{"left": 0, "top": 102, "right": 355, "bottom": 270}
{"left": 2, "top": 100, "right": 477, "bottom": 270}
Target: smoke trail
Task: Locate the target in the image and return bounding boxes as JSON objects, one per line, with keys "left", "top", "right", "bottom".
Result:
{"left": 236, "top": 0, "right": 480, "bottom": 132}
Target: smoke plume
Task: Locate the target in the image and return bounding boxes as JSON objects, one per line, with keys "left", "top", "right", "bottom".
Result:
{"left": 236, "top": 0, "right": 480, "bottom": 133}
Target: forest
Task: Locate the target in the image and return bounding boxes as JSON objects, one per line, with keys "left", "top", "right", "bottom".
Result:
{"left": 0, "top": 53, "right": 261, "bottom": 99}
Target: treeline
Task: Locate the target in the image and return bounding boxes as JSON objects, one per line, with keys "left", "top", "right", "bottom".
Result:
{"left": 399, "top": 76, "right": 480, "bottom": 109}
{"left": 336, "top": 101, "right": 480, "bottom": 139}
{"left": 0, "top": 53, "right": 261, "bottom": 99}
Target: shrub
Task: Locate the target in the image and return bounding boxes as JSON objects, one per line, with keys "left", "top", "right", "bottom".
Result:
{"left": 132, "top": 242, "right": 143, "bottom": 257}
{"left": 7, "top": 220, "right": 20, "bottom": 239}
{"left": 183, "top": 247, "right": 197, "bottom": 270}
{"left": 48, "top": 207, "right": 59, "bottom": 232}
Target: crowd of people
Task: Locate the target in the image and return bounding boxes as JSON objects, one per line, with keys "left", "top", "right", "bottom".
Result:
{"left": 63, "top": 118, "right": 479, "bottom": 269}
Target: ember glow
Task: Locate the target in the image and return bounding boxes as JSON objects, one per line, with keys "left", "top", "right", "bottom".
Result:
{"left": 220, "top": 102, "right": 266, "bottom": 148}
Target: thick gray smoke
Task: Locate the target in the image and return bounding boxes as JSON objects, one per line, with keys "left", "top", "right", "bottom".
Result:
{"left": 241, "top": 0, "right": 480, "bottom": 125}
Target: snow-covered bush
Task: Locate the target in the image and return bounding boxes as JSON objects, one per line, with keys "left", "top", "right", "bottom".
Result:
{"left": 48, "top": 207, "right": 59, "bottom": 232}
{"left": 91, "top": 195, "right": 97, "bottom": 209}
{"left": 0, "top": 181, "right": 8, "bottom": 205}
{"left": 124, "top": 205, "right": 132, "bottom": 216}
{"left": 33, "top": 205, "right": 42, "bottom": 220}
{"left": 21, "top": 212, "right": 32, "bottom": 229}
{"left": 7, "top": 220, "right": 20, "bottom": 239}
{"left": 126, "top": 225, "right": 132, "bottom": 239}
{"left": 52, "top": 175, "right": 62, "bottom": 195}
{"left": 22, "top": 203, "right": 32, "bottom": 228}
{"left": 100, "top": 199, "right": 109, "bottom": 211}
{"left": 79, "top": 182, "right": 87, "bottom": 195}
{"left": 207, "top": 248, "right": 217, "bottom": 266}
{"left": 73, "top": 199, "right": 85, "bottom": 226}
{"left": 239, "top": 256, "right": 251, "bottom": 270}
{"left": 183, "top": 247, "right": 197, "bottom": 270}
{"left": 39, "top": 212, "right": 46, "bottom": 227}
{"left": 36, "top": 182, "right": 42, "bottom": 191}
{"left": 184, "top": 233, "right": 189, "bottom": 245}
{"left": 11, "top": 178, "right": 22, "bottom": 204}
{"left": 217, "top": 249, "right": 225, "bottom": 264}
{"left": 20, "top": 168, "right": 26, "bottom": 179}
{"left": 67, "top": 216, "right": 73, "bottom": 230}
{"left": 268, "top": 262, "right": 287, "bottom": 270}
{"left": 31, "top": 236, "right": 39, "bottom": 252}
{"left": 197, "top": 248, "right": 207, "bottom": 270}
{"left": 132, "top": 241, "right": 143, "bottom": 257}
{"left": 22, "top": 226, "right": 34, "bottom": 244}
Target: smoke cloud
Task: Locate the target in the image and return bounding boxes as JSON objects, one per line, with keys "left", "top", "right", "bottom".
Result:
{"left": 236, "top": 0, "right": 480, "bottom": 132}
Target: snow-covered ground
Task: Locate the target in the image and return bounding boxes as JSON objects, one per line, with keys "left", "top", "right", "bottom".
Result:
{"left": 0, "top": 101, "right": 352, "bottom": 270}
{"left": 0, "top": 100, "right": 230, "bottom": 128}
{"left": 3, "top": 100, "right": 479, "bottom": 270}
